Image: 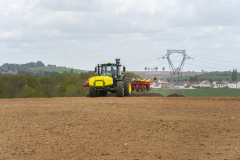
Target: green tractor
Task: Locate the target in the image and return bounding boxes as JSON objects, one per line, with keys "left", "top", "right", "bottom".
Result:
{"left": 88, "top": 59, "right": 132, "bottom": 97}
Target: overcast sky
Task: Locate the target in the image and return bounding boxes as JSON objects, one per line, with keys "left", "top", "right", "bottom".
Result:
{"left": 1, "top": 0, "right": 240, "bottom": 72}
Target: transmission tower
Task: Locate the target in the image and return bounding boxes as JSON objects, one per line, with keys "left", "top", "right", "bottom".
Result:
{"left": 160, "top": 50, "right": 193, "bottom": 96}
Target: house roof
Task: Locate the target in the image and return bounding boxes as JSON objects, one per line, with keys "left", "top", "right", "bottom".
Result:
{"left": 158, "top": 79, "right": 169, "bottom": 83}
{"left": 216, "top": 82, "right": 226, "bottom": 84}
{"left": 227, "top": 81, "right": 239, "bottom": 84}
{"left": 191, "top": 82, "right": 201, "bottom": 85}
{"left": 161, "top": 83, "right": 170, "bottom": 87}
{"left": 153, "top": 83, "right": 161, "bottom": 87}
{"left": 201, "top": 80, "right": 210, "bottom": 84}
{"left": 174, "top": 84, "right": 185, "bottom": 86}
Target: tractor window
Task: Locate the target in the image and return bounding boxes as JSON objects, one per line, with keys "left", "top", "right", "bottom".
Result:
{"left": 102, "top": 66, "right": 117, "bottom": 74}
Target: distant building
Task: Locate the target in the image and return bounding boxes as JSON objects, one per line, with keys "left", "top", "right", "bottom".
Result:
{"left": 185, "top": 85, "right": 196, "bottom": 89}
{"left": 152, "top": 83, "right": 161, "bottom": 89}
{"left": 215, "top": 81, "right": 227, "bottom": 88}
{"left": 158, "top": 79, "right": 169, "bottom": 84}
{"left": 161, "top": 83, "right": 174, "bottom": 89}
{"left": 191, "top": 82, "right": 201, "bottom": 87}
{"left": 174, "top": 83, "right": 185, "bottom": 89}
{"left": 227, "top": 82, "right": 240, "bottom": 88}
{"left": 200, "top": 80, "right": 211, "bottom": 87}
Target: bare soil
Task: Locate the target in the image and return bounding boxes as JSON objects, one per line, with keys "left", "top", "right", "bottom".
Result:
{"left": 0, "top": 97, "right": 240, "bottom": 160}
{"left": 107, "top": 93, "right": 165, "bottom": 97}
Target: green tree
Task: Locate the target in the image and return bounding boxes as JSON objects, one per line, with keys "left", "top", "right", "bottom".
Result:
{"left": 0, "top": 77, "right": 5, "bottom": 98}
{"left": 232, "top": 69, "right": 238, "bottom": 81}
{"left": 70, "top": 68, "right": 74, "bottom": 74}
{"left": 208, "top": 77, "right": 213, "bottom": 83}
{"left": 10, "top": 75, "right": 27, "bottom": 94}
{"left": 21, "top": 87, "right": 37, "bottom": 98}
{"left": 189, "top": 76, "right": 194, "bottom": 82}
{"left": 193, "top": 75, "right": 199, "bottom": 82}
{"left": 27, "top": 76, "right": 38, "bottom": 89}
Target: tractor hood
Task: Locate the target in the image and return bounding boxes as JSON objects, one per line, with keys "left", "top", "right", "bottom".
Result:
{"left": 89, "top": 76, "right": 113, "bottom": 87}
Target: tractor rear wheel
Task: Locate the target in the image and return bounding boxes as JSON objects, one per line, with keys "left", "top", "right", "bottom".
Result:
{"left": 89, "top": 86, "right": 96, "bottom": 97}
{"left": 123, "top": 77, "right": 132, "bottom": 96}
{"left": 116, "top": 81, "right": 124, "bottom": 97}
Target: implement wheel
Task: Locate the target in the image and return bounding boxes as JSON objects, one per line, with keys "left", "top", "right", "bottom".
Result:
{"left": 135, "top": 85, "right": 139, "bottom": 92}
{"left": 146, "top": 85, "right": 150, "bottom": 91}
{"left": 116, "top": 81, "right": 124, "bottom": 97}
{"left": 89, "top": 86, "right": 96, "bottom": 97}
{"left": 123, "top": 77, "right": 132, "bottom": 96}
{"left": 140, "top": 85, "right": 144, "bottom": 92}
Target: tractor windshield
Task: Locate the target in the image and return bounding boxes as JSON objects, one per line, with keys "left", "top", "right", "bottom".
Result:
{"left": 102, "top": 65, "right": 117, "bottom": 74}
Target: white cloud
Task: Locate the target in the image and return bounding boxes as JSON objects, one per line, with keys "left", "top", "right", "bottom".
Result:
{"left": 0, "top": 0, "right": 240, "bottom": 71}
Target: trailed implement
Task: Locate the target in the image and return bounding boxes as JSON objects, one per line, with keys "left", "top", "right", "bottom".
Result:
{"left": 131, "top": 76, "right": 156, "bottom": 92}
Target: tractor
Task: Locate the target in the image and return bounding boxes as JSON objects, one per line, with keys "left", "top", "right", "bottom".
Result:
{"left": 88, "top": 59, "right": 132, "bottom": 97}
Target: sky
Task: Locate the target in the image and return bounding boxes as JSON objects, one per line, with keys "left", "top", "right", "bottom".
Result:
{"left": 1, "top": 0, "right": 240, "bottom": 72}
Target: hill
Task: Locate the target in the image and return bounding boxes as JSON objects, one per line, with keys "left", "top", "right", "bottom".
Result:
{"left": 31, "top": 66, "right": 84, "bottom": 74}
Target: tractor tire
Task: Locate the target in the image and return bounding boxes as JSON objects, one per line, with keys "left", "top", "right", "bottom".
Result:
{"left": 135, "top": 85, "right": 139, "bottom": 92}
{"left": 89, "top": 86, "right": 96, "bottom": 97}
{"left": 146, "top": 85, "right": 150, "bottom": 91}
{"left": 116, "top": 81, "right": 124, "bottom": 97}
{"left": 132, "top": 84, "right": 135, "bottom": 91}
{"left": 123, "top": 77, "right": 132, "bottom": 96}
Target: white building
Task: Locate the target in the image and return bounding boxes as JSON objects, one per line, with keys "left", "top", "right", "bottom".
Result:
{"left": 200, "top": 80, "right": 211, "bottom": 87}
{"left": 174, "top": 84, "right": 185, "bottom": 89}
{"left": 158, "top": 79, "right": 169, "bottom": 84}
{"left": 227, "top": 82, "right": 240, "bottom": 88}
{"left": 152, "top": 83, "right": 162, "bottom": 89}
{"left": 150, "top": 82, "right": 156, "bottom": 88}
{"left": 191, "top": 82, "right": 201, "bottom": 87}
{"left": 215, "top": 81, "right": 227, "bottom": 88}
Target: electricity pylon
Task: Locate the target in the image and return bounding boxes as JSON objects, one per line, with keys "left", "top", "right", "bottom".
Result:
{"left": 159, "top": 50, "right": 193, "bottom": 96}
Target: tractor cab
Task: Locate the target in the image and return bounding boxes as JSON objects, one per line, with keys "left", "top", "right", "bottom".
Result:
{"left": 101, "top": 64, "right": 121, "bottom": 78}
{"left": 95, "top": 58, "right": 125, "bottom": 79}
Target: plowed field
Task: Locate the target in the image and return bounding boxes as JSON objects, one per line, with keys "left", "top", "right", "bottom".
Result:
{"left": 0, "top": 97, "right": 240, "bottom": 160}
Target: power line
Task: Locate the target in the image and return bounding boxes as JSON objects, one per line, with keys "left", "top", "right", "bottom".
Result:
{"left": 192, "top": 55, "right": 240, "bottom": 65}
{"left": 186, "top": 63, "right": 229, "bottom": 71}
{"left": 193, "top": 58, "right": 240, "bottom": 70}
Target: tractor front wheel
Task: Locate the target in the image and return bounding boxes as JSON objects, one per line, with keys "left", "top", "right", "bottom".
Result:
{"left": 116, "top": 81, "right": 124, "bottom": 97}
{"left": 89, "top": 86, "right": 96, "bottom": 97}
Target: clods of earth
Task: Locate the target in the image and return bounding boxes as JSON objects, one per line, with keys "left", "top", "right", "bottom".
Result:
{"left": 0, "top": 97, "right": 240, "bottom": 159}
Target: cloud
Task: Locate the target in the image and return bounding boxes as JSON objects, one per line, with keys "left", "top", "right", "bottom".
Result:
{"left": 0, "top": 0, "right": 240, "bottom": 71}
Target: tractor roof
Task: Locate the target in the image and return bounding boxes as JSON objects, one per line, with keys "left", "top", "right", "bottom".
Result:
{"left": 101, "top": 62, "right": 121, "bottom": 66}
